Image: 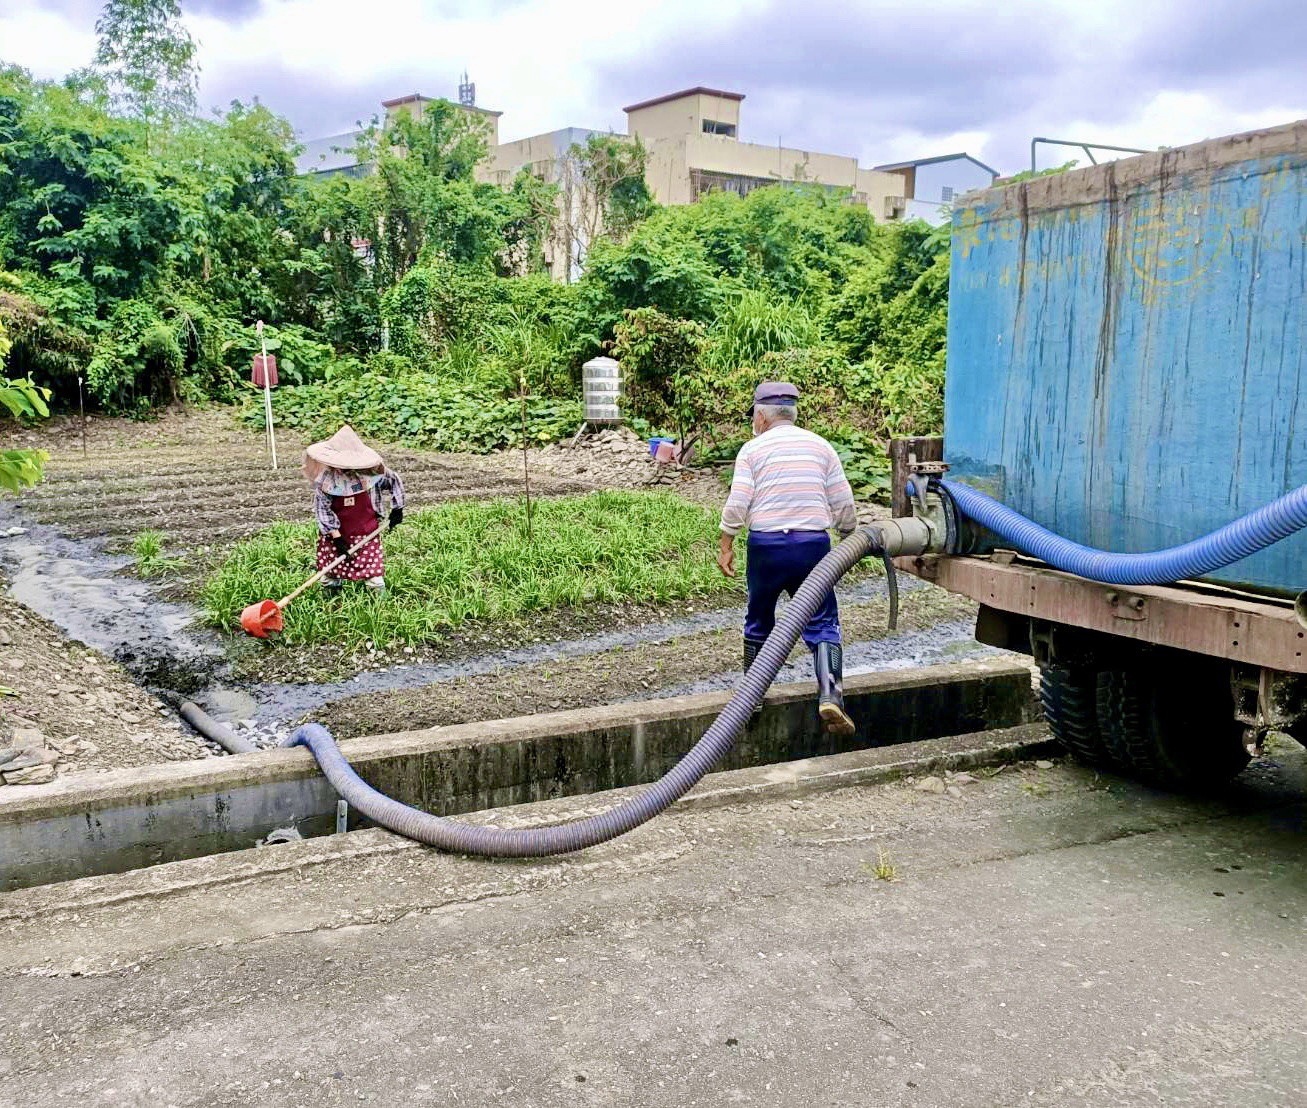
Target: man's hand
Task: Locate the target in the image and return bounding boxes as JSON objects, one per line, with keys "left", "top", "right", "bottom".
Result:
{"left": 717, "top": 533, "right": 736, "bottom": 577}
{"left": 388, "top": 507, "right": 403, "bottom": 530}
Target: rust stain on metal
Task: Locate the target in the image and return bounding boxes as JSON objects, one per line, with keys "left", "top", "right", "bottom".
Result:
{"left": 901, "top": 555, "right": 1307, "bottom": 674}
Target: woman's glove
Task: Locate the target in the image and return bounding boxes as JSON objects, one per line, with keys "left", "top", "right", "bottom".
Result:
{"left": 389, "top": 507, "right": 404, "bottom": 530}
{"left": 332, "top": 535, "right": 349, "bottom": 558}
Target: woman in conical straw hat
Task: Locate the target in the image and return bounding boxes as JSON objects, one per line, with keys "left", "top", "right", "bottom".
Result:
{"left": 303, "top": 425, "right": 405, "bottom": 592}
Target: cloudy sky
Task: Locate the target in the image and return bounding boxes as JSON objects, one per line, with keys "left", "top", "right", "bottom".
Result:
{"left": 4, "top": 0, "right": 1305, "bottom": 173}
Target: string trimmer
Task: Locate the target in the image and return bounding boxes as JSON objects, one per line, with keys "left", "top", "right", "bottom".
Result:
{"left": 239, "top": 526, "right": 383, "bottom": 638}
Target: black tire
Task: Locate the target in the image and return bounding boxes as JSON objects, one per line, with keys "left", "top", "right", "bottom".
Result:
{"left": 1039, "top": 662, "right": 1116, "bottom": 768}
{"left": 1096, "top": 658, "right": 1250, "bottom": 791}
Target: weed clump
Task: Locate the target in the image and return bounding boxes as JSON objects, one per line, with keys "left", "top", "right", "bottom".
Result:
{"left": 132, "top": 529, "right": 185, "bottom": 578}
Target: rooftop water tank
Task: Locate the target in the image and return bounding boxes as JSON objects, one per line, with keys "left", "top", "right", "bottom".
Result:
{"left": 582, "top": 356, "right": 622, "bottom": 425}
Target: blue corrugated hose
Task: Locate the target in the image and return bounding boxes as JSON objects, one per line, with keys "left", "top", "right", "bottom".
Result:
{"left": 940, "top": 478, "right": 1307, "bottom": 586}
{"left": 286, "top": 524, "right": 883, "bottom": 857}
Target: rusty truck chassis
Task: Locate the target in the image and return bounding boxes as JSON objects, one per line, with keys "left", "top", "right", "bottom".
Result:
{"left": 898, "top": 551, "right": 1307, "bottom": 750}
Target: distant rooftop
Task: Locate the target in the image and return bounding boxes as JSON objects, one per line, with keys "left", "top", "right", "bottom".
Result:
{"left": 295, "top": 130, "right": 365, "bottom": 176}
{"left": 622, "top": 87, "right": 745, "bottom": 113}
{"left": 874, "top": 152, "right": 1000, "bottom": 177}
{"left": 381, "top": 92, "right": 502, "bottom": 118}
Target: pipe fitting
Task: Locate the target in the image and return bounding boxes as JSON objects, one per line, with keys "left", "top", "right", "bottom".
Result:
{"left": 870, "top": 515, "right": 937, "bottom": 558}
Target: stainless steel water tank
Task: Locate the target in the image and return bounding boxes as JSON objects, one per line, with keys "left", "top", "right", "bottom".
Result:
{"left": 582, "top": 356, "right": 622, "bottom": 424}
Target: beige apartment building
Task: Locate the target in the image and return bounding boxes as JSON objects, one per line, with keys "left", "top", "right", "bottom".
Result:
{"left": 621, "top": 88, "right": 904, "bottom": 217}
{"left": 298, "top": 85, "right": 915, "bottom": 278}
{"left": 478, "top": 87, "right": 907, "bottom": 277}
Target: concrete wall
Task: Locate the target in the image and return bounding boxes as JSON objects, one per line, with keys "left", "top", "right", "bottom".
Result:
{"left": 0, "top": 662, "right": 1036, "bottom": 891}
{"left": 480, "top": 127, "right": 599, "bottom": 186}
{"left": 857, "top": 166, "right": 906, "bottom": 220}
{"left": 627, "top": 91, "right": 742, "bottom": 142}
{"left": 642, "top": 135, "right": 694, "bottom": 205}
{"left": 478, "top": 127, "right": 608, "bottom": 280}
{"left": 641, "top": 132, "right": 905, "bottom": 217}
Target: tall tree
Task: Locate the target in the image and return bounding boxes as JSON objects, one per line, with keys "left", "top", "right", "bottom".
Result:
{"left": 93, "top": 0, "right": 198, "bottom": 131}
{"left": 557, "top": 135, "right": 652, "bottom": 281}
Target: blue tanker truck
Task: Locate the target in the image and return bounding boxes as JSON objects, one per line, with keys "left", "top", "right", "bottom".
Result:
{"left": 891, "top": 118, "right": 1307, "bottom": 790}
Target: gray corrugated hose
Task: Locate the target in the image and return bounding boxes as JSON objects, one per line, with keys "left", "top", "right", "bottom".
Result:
{"left": 159, "top": 691, "right": 258, "bottom": 755}
{"left": 286, "top": 523, "right": 891, "bottom": 857}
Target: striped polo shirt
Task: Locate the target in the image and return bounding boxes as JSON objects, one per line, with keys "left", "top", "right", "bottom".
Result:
{"left": 720, "top": 424, "right": 858, "bottom": 537}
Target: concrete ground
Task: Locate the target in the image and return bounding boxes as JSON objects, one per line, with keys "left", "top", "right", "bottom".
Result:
{"left": 1, "top": 739, "right": 1305, "bottom": 1107}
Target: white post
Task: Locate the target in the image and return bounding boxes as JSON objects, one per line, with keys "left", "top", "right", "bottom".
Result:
{"left": 257, "top": 320, "right": 278, "bottom": 470}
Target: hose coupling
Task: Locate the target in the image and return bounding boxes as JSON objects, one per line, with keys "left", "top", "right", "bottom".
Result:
{"left": 871, "top": 514, "right": 938, "bottom": 558}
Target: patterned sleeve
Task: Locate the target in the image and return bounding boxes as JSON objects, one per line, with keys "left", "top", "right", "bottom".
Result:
{"left": 385, "top": 468, "right": 405, "bottom": 511}
{"left": 825, "top": 447, "right": 858, "bottom": 536}
{"left": 720, "top": 447, "right": 754, "bottom": 536}
{"left": 314, "top": 487, "right": 341, "bottom": 534}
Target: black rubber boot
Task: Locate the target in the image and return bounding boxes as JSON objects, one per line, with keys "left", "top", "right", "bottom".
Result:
{"left": 744, "top": 638, "right": 766, "bottom": 716}
{"left": 814, "top": 642, "right": 855, "bottom": 737}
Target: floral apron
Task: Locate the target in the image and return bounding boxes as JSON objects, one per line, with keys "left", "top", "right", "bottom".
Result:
{"left": 317, "top": 490, "right": 383, "bottom": 581}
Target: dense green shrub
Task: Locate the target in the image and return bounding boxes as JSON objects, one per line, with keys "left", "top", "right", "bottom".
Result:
{"left": 704, "top": 285, "right": 821, "bottom": 374}
{"left": 0, "top": 37, "right": 950, "bottom": 458}
{"left": 222, "top": 320, "right": 346, "bottom": 389}
{"left": 86, "top": 299, "right": 185, "bottom": 411}
{"left": 244, "top": 369, "right": 582, "bottom": 453}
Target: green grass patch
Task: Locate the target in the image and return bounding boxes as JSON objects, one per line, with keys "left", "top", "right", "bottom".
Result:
{"left": 202, "top": 491, "right": 744, "bottom": 647}
{"left": 132, "top": 529, "right": 185, "bottom": 578}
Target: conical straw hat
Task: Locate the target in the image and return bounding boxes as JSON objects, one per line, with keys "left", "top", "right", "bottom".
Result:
{"left": 303, "top": 425, "right": 384, "bottom": 472}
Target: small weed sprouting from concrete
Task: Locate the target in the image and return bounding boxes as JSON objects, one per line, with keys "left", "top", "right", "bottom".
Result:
{"left": 132, "top": 530, "right": 185, "bottom": 578}
{"left": 202, "top": 491, "right": 746, "bottom": 648}
{"left": 862, "top": 848, "right": 898, "bottom": 882}
{"left": 1020, "top": 780, "right": 1049, "bottom": 798}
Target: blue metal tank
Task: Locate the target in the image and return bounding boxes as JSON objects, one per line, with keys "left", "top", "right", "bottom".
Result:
{"left": 943, "top": 121, "right": 1307, "bottom": 596}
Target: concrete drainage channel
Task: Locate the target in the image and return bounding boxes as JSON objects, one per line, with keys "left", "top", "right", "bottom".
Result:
{"left": 0, "top": 659, "right": 1040, "bottom": 891}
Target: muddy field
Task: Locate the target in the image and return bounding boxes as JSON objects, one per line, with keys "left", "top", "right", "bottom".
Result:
{"left": 1, "top": 407, "right": 991, "bottom": 771}
{"left": 15, "top": 409, "right": 598, "bottom": 557}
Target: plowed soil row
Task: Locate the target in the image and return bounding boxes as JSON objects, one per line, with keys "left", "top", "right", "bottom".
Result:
{"left": 22, "top": 419, "right": 593, "bottom": 548}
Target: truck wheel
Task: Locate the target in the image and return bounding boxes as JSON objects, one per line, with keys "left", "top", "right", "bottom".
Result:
{"left": 1038, "top": 663, "right": 1116, "bottom": 768}
{"left": 1096, "top": 660, "right": 1250, "bottom": 790}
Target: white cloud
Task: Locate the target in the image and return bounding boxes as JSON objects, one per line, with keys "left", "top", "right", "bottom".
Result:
{"left": 2, "top": 0, "right": 1303, "bottom": 173}
{"left": 0, "top": 5, "right": 96, "bottom": 78}
{"left": 1058, "top": 90, "right": 1305, "bottom": 161}
{"left": 187, "top": 0, "right": 744, "bottom": 138}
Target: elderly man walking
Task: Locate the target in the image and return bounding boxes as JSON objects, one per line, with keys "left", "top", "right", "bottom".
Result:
{"left": 717, "top": 382, "right": 859, "bottom": 735}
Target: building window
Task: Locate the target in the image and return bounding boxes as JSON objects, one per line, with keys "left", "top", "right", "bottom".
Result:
{"left": 689, "top": 169, "right": 848, "bottom": 202}
{"left": 701, "top": 119, "right": 736, "bottom": 137}
{"left": 691, "top": 169, "right": 765, "bottom": 198}
{"left": 941, "top": 185, "right": 955, "bottom": 203}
